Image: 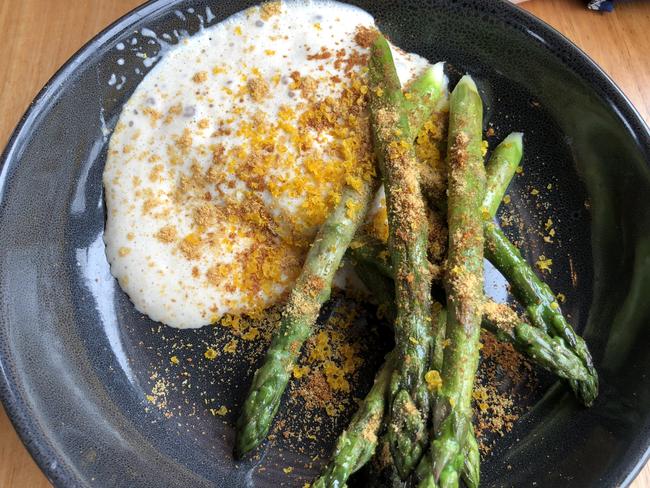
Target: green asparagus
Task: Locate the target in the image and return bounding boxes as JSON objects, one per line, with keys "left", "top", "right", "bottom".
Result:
{"left": 483, "top": 132, "right": 523, "bottom": 217}
{"left": 313, "top": 53, "right": 449, "bottom": 488}
{"left": 406, "top": 83, "right": 597, "bottom": 405}
{"left": 484, "top": 224, "right": 598, "bottom": 405}
{"left": 404, "top": 62, "right": 448, "bottom": 133}
{"left": 461, "top": 428, "right": 481, "bottom": 488}
{"left": 313, "top": 352, "right": 395, "bottom": 488}
{"left": 236, "top": 36, "right": 450, "bottom": 461}
{"left": 439, "top": 129, "right": 597, "bottom": 401}
{"left": 475, "top": 128, "right": 598, "bottom": 402}
{"left": 234, "top": 179, "right": 378, "bottom": 458}
{"left": 421, "top": 300, "right": 481, "bottom": 488}
{"left": 358, "top": 126, "right": 598, "bottom": 405}
{"left": 425, "top": 75, "right": 486, "bottom": 488}
{"left": 352, "top": 240, "right": 591, "bottom": 384}
{"left": 482, "top": 301, "right": 590, "bottom": 381}
{"left": 450, "top": 132, "right": 598, "bottom": 405}
{"left": 352, "top": 263, "right": 480, "bottom": 488}
{"left": 368, "top": 34, "right": 434, "bottom": 478}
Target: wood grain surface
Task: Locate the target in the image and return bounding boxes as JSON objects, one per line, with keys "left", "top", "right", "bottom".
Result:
{"left": 0, "top": 0, "right": 648, "bottom": 487}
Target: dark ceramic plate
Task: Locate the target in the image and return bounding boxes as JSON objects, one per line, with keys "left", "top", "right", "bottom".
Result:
{"left": 1, "top": 0, "right": 650, "bottom": 487}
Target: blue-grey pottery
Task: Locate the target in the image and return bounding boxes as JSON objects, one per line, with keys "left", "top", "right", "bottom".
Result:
{"left": 0, "top": 1, "right": 649, "bottom": 487}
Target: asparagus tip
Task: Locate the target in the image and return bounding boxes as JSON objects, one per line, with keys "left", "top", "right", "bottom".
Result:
{"left": 503, "top": 131, "right": 524, "bottom": 148}
{"left": 456, "top": 74, "right": 479, "bottom": 93}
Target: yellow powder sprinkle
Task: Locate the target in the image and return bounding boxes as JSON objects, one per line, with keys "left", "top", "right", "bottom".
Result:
{"left": 264, "top": 49, "right": 276, "bottom": 56}
{"left": 515, "top": 165, "right": 523, "bottom": 174}
{"left": 118, "top": 247, "right": 131, "bottom": 257}
{"left": 192, "top": 71, "right": 208, "bottom": 83}
{"left": 155, "top": 225, "right": 177, "bottom": 243}
{"left": 547, "top": 183, "right": 553, "bottom": 190}
{"left": 259, "top": 1, "right": 282, "bottom": 20}
{"left": 345, "top": 174, "right": 363, "bottom": 192}
{"left": 481, "top": 140, "right": 489, "bottom": 157}
{"left": 224, "top": 339, "right": 238, "bottom": 354}
{"left": 556, "top": 293, "right": 566, "bottom": 303}
{"left": 371, "top": 205, "right": 389, "bottom": 242}
{"left": 293, "top": 365, "right": 310, "bottom": 379}
{"left": 170, "top": 355, "right": 179, "bottom": 365}
{"left": 425, "top": 370, "right": 442, "bottom": 391}
{"left": 503, "top": 195, "right": 511, "bottom": 204}
{"left": 345, "top": 199, "right": 361, "bottom": 219}
{"left": 241, "top": 328, "right": 259, "bottom": 341}
{"left": 211, "top": 405, "right": 228, "bottom": 416}
{"left": 531, "top": 188, "right": 540, "bottom": 196}
{"left": 473, "top": 389, "right": 488, "bottom": 402}
{"left": 536, "top": 255, "right": 553, "bottom": 273}
{"left": 283, "top": 467, "right": 294, "bottom": 474}
{"left": 204, "top": 348, "right": 218, "bottom": 360}
{"left": 233, "top": 26, "right": 243, "bottom": 36}
{"left": 325, "top": 404, "right": 337, "bottom": 416}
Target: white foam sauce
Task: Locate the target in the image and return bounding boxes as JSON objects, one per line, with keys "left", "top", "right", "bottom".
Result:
{"left": 104, "top": 0, "right": 432, "bottom": 328}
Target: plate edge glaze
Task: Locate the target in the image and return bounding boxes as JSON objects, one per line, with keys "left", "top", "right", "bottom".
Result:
{"left": 0, "top": 0, "right": 648, "bottom": 486}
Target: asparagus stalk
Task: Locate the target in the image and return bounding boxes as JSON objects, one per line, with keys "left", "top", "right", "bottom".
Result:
{"left": 444, "top": 133, "right": 598, "bottom": 405}
{"left": 479, "top": 135, "right": 598, "bottom": 403}
{"left": 443, "top": 130, "right": 597, "bottom": 399}
{"left": 427, "top": 300, "right": 481, "bottom": 488}
{"left": 475, "top": 132, "right": 598, "bottom": 403}
{"left": 484, "top": 224, "right": 598, "bottom": 405}
{"left": 234, "top": 179, "right": 378, "bottom": 458}
{"left": 352, "top": 243, "right": 591, "bottom": 384}
{"left": 461, "top": 430, "right": 481, "bottom": 488}
{"left": 368, "top": 34, "right": 434, "bottom": 478}
{"left": 404, "top": 62, "right": 448, "bottom": 132}
{"left": 483, "top": 132, "right": 523, "bottom": 216}
{"left": 314, "top": 55, "right": 450, "bottom": 488}
{"left": 416, "top": 434, "right": 479, "bottom": 488}
{"left": 313, "top": 352, "right": 395, "bottom": 488}
{"left": 422, "top": 302, "right": 481, "bottom": 488}
{"left": 353, "top": 138, "right": 593, "bottom": 388}
{"left": 424, "top": 75, "right": 486, "bottom": 488}
{"left": 235, "top": 35, "right": 449, "bottom": 462}
{"left": 350, "top": 234, "right": 394, "bottom": 279}
{"left": 404, "top": 86, "right": 597, "bottom": 405}
{"left": 482, "top": 301, "right": 590, "bottom": 381}
{"left": 352, "top": 262, "right": 480, "bottom": 488}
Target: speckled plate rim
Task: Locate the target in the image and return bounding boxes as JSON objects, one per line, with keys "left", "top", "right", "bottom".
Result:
{"left": 0, "top": 0, "right": 649, "bottom": 486}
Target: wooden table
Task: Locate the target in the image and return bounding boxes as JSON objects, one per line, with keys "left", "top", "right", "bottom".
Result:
{"left": 0, "top": 0, "right": 648, "bottom": 486}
